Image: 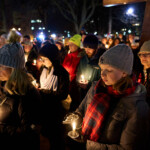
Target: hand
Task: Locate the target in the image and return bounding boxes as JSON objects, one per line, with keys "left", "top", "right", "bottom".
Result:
{"left": 78, "top": 82, "right": 88, "bottom": 89}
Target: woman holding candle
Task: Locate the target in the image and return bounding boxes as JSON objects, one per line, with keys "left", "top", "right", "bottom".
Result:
{"left": 74, "top": 44, "right": 150, "bottom": 150}
{"left": 38, "top": 43, "right": 70, "bottom": 150}
{"left": 0, "top": 29, "right": 42, "bottom": 150}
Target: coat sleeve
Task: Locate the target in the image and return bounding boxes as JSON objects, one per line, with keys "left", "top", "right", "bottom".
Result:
{"left": 86, "top": 101, "right": 150, "bottom": 150}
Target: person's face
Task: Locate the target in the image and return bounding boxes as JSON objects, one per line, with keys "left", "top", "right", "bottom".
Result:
{"left": 84, "top": 47, "right": 96, "bottom": 58}
{"left": 69, "top": 42, "right": 79, "bottom": 53}
{"left": 0, "top": 36, "right": 6, "bottom": 48}
{"left": 119, "top": 34, "right": 123, "bottom": 39}
{"left": 0, "top": 65, "right": 12, "bottom": 81}
{"left": 100, "top": 64, "right": 127, "bottom": 86}
{"left": 39, "top": 56, "right": 52, "bottom": 68}
{"left": 114, "top": 39, "right": 120, "bottom": 46}
{"left": 108, "top": 38, "right": 113, "bottom": 45}
{"left": 138, "top": 52, "right": 150, "bottom": 68}
{"left": 23, "top": 38, "right": 30, "bottom": 43}
{"left": 24, "top": 45, "right": 32, "bottom": 53}
{"left": 102, "top": 38, "right": 107, "bottom": 45}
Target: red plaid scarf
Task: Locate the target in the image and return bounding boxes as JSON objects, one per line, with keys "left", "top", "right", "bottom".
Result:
{"left": 82, "top": 76, "right": 137, "bottom": 142}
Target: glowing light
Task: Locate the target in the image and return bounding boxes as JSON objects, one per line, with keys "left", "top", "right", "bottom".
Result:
{"left": 126, "top": 8, "right": 134, "bottom": 15}
{"left": 12, "top": 28, "right": 16, "bottom": 31}
{"left": 31, "top": 27, "right": 34, "bottom": 30}
{"left": 38, "top": 32, "right": 45, "bottom": 41}
{"left": 51, "top": 34, "right": 56, "bottom": 38}
{"left": 128, "top": 30, "right": 132, "bottom": 34}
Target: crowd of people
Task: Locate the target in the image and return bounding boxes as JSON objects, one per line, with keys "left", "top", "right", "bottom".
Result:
{"left": 0, "top": 29, "right": 149, "bottom": 150}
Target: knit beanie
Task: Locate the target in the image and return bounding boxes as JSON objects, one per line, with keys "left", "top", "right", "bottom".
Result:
{"left": 99, "top": 44, "right": 133, "bottom": 75}
{"left": 39, "top": 43, "right": 59, "bottom": 64}
{"left": 83, "top": 34, "right": 98, "bottom": 50}
{"left": 0, "top": 43, "right": 25, "bottom": 69}
{"left": 139, "top": 40, "right": 150, "bottom": 53}
{"left": 69, "top": 34, "right": 81, "bottom": 47}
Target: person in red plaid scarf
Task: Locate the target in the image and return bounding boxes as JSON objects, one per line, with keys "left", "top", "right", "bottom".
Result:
{"left": 73, "top": 44, "right": 150, "bottom": 150}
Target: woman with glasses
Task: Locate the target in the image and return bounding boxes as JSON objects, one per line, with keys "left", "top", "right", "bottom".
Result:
{"left": 138, "top": 40, "right": 150, "bottom": 105}
{"left": 38, "top": 43, "right": 70, "bottom": 150}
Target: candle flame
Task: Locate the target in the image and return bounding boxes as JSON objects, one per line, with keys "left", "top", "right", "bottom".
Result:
{"left": 81, "top": 75, "right": 84, "bottom": 80}
{"left": 72, "top": 121, "right": 76, "bottom": 131}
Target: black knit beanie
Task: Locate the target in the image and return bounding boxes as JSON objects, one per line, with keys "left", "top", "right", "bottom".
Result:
{"left": 39, "top": 43, "right": 59, "bottom": 64}
{"left": 83, "top": 34, "right": 98, "bottom": 50}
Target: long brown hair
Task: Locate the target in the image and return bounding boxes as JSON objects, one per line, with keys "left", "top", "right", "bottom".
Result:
{"left": 5, "top": 68, "right": 33, "bottom": 95}
{"left": 113, "top": 75, "right": 133, "bottom": 94}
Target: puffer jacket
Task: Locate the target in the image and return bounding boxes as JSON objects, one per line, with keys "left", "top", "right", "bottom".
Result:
{"left": 76, "top": 82, "right": 150, "bottom": 150}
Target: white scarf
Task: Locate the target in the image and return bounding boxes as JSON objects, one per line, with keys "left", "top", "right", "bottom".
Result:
{"left": 40, "top": 67, "right": 58, "bottom": 91}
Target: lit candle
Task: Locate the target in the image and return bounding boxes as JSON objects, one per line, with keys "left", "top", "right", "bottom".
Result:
{"left": 72, "top": 121, "right": 76, "bottom": 136}
{"left": 33, "top": 59, "right": 37, "bottom": 65}
{"left": 25, "top": 55, "right": 28, "bottom": 62}
{"left": 105, "top": 44, "right": 109, "bottom": 49}
{"left": 80, "top": 75, "right": 85, "bottom": 83}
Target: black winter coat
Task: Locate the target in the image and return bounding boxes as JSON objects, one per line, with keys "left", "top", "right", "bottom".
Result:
{"left": 0, "top": 83, "right": 42, "bottom": 150}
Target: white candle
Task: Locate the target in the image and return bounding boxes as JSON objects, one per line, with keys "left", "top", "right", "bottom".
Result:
{"left": 80, "top": 75, "right": 85, "bottom": 83}
{"left": 33, "top": 59, "right": 36, "bottom": 65}
{"left": 105, "top": 44, "right": 109, "bottom": 49}
{"left": 72, "top": 121, "right": 76, "bottom": 136}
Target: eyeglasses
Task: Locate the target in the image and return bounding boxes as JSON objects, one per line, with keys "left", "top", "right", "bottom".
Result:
{"left": 138, "top": 53, "right": 150, "bottom": 58}
{"left": 38, "top": 57, "right": 49, "bottom": 62}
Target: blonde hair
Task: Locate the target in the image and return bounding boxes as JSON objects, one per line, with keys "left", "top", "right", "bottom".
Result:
{"left": 5, "top": 68, "right": 33, "bottom": 95}
{"left": 113, "top": 75, "right": 133, "bottom": 94}
{"left": 7, "top": 29, "right": 22, "bottom": 43}
{"left": 64, "top": 38, "right": 70, "bottom": 46}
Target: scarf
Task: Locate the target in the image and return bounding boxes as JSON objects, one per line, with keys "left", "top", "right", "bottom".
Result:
{"left": 82, "top": 76, "right": 137, "bottom": 142}
{"left": 40, "top": 67, "right": 58, "bottom": 91}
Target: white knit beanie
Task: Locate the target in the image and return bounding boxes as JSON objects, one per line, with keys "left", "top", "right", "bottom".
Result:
{"left": 0, "top": 43, "right": 25, "bottom": 69}
{"left": 99, "top": 44, "right": 133, "bottom": 75}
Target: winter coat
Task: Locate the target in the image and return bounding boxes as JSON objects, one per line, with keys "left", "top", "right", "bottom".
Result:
{"left": 77, "top": 53, "right": 101, "bottom": 83}
{"left": 0, "top": 82, "right": 42, "bottom": 150}
{"left": 62, "top": 49, "right": 83, "bottom": 82}
{"left": 76, "top": 82, "right": 150, "bottom": 150}
{"left": 137, "top": 67, "right": 150, "bottom": 106}
{"left": 39, "top": 64, "right": 69, "bottom": 125}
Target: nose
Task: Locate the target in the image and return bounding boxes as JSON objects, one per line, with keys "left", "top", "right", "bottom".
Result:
{"left": 101, "top": 70, "right": 106, "bottom": 77}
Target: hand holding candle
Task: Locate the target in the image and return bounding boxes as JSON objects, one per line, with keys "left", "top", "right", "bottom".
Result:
{"left": 80, "top": 75, "right": 88, "bottom": 84}
{"left": 32, "top": 80, "right": 39, "bottom": 88}
{"left": 68, "top": 120, "right": 79, "bottom": 139}
{"left": 33, "top": 59, "right": 37, "bottom": 66}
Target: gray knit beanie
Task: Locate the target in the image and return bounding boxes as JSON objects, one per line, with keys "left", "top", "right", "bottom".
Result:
{"left": 0, "top": 43, "right": 25, "bottom": 69}
{"left": 99, "top": 44, "right": 133, "bottom": 75}
{"left": 139, "top": 40, "right": 150, "bottom": 53}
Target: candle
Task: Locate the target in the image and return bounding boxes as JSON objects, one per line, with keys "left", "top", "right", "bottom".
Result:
{"left": 68, "top": 118, "right": 79, "bottom": 138}
{"left": 33, "top": 59, "right": 37, "bottom": 65}
{"left": 105, "top": 44, "right": 109, "bottom": 49}
{"left": 80, "top": 75, "right": 85, "bottom": 83}
{"left": 25, "top": 55, "right": 28, "bottom": 62}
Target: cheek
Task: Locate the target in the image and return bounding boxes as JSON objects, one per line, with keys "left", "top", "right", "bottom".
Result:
{"left": 107, "top": 73, "right": 122, "bottom": 84}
